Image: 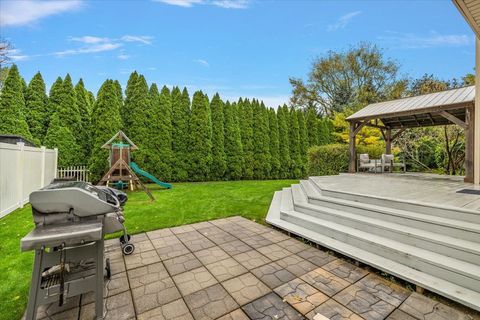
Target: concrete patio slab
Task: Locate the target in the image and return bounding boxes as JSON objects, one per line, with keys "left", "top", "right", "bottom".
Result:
{"left": 242, "top": 292, "right": 303, "bottom": 319}
{"left": 205, "top": 257, "right": 248, "bottom": 282}
{"left": 274, "top": 278, "right": 328, "bottom": 314}
{"left": 300, "top": 267, "right": 350, "bottom": 297}
{"left": 183, "top": 283, "right": 238, "bottom": 319}
{"left": 250, "top": 262, "right": 296, "bottom": 289}
{"left": 306, "top": 299, "right": 364, "bottom": 320}
{"left": 28, "top": 216, "right": 478, "bottom": 320}
{"left": 172, "top": 266, "right": 218, "bottom": 296}
{"left": 221, "top": 273, "right": 271, "bottom": 306}
{"left": 162, "top": 253, "right": 202, "bottom": 276}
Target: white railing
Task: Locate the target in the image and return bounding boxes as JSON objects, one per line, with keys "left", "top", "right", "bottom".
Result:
{"left": 57, "top": 165, "right": 90, "bottom": 182}
{"left": 0, "top": 142, "right": 58, "bottom": 218}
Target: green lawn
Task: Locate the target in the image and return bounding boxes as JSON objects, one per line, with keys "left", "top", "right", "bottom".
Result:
{"left": 0, "top": 179, "right": 296, "bottom": 320}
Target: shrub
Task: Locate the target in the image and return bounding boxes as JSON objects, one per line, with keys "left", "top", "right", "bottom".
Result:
{"left": 307, "top": 144, "right": 349, "bottom": 176}
{"left": 356, "top": 143, "right": 385, "bottom": 159}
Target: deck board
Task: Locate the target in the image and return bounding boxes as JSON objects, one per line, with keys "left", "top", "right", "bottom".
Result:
{"left": 311, "top": 173, "right": 480, "bottom": 210}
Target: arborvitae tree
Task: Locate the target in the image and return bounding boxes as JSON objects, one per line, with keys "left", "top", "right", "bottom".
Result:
{"left": 306, "top": 108, "right": 319, "bottom": 147}
{"left": 0, "top": 64, "right": 33, "bottom": 140}
{"left": 124, "top": 74, "right": 151, "bottom": 169}
{"left": 268, "top": 108, "right": 280, "bottom": 179}
{"left": 44, "top": 113, "right": 81, "bottom": 166}
{"left": 210, "top": 93, "right": 227, "bottom": 180}
{"left": 318, "top": 118, "right": 333, "bottom": 145}
{"left": 89, "top": 80, "right": 123, "bottom": 182}
{"left": 239, "top": 98, "right": 254, "bottom": 179}
{"left": 25, "top": 72, "right": 48, "bottom": 143}
{"left": 87, "top": 91, "right": 95, "bottom": 114}
{"left": 277, "top": 105, "right": 291, "bottom": 178}
{"left": 57, "top": 74, "right": 81, "bottom": 135}
{"left": 48, "top": 77, "right": 63, "bottom": 115}
{"left": 171, "top": 87, "right": 190, "bottom": 181}
{"left": 154, "top": 85, "right": 173, "bottom": 181}
{"left": 113, "top": 80, "right": 123, "bottom": 106}
{"left": 75, "top": 79, "right": 92, "bottom": 159}
{"left": 145, "top": 84, "right": 162, "bottom": 175}
{"left": 21, "top": 77, "right": 28, "bottom": 114}
{"left": 223, "top": 101, "right": 243, "bottom": 180}
{"left": 289, "top": 107, "right": 302, "bottom": 178}
{"left": 252, "top": 100, "right": 271, "bottom": 179}
{"left": 122, "top": 71, "right": 138, "bottom": 127}
{"left": 189, "top": 91, "right": 212, "bottom": 181}
{"left": 297, "top": 109, "right": 308, "bottom": 177}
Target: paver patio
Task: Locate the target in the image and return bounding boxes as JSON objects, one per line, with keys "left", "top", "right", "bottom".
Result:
{"left": 29, "top": 216, "right": 477, "bottom": 320}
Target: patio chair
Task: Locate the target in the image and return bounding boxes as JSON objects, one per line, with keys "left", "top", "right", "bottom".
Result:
{"left": 357, "top": 153, "right": 381, "bottom": 173}
{"left": 381, "top": 154, "right": 406, "bottom": 173}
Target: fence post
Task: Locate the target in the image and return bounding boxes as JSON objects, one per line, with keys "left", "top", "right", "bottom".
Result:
{"left": 54, "top": 148, "right": 58, "bottom": 178}
{"left": 40, "top": 146, "right": 46, "bottom": 187}
{"left": 17, "top": 142, "right": 25, "bottom": 208}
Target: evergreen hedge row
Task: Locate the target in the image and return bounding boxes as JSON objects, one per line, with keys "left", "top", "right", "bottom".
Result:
{"left": 0, "top": 65, "right": 333, "bottom": 182}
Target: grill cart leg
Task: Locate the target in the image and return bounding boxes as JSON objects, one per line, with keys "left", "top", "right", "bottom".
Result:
{"left": 25, "top": 249, "right": 44, "bottom": 320}
{"left": 95, "top": 239, "right": 104, "bottom": 319}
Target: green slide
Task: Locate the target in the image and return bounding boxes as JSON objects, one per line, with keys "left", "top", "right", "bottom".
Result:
{"left": 130, "top": 162, "right": 172, "bottom": 189}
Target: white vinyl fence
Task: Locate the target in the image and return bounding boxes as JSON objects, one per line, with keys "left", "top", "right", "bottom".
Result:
{"left": 0, "top": 142, "right": 58, "bottom": 218}
{"left": 57, "top": 166, "right": 90, "bottom": 182}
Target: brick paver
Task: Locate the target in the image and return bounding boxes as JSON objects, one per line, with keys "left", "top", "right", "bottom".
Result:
{"left": 31, "top": 216, "right": 477, "bottom": 320}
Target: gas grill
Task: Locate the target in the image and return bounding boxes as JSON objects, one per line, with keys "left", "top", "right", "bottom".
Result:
{"left": 21, "top": 181, "right": 134, "bottom": 320}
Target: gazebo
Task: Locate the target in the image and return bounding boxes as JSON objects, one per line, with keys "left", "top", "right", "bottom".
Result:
{"left": 346, "top": 86, "right": 475, "bottom": 181}
{"left": 347, "top": 0, "right": 480, "bottom": 183}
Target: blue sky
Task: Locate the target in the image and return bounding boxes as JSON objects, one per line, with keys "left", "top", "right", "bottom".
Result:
{"left": 0, "top": 0, "right": 475, "bottom": 107}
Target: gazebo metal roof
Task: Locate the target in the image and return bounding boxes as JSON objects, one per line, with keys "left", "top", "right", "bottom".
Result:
{"left": 346, "top": 86, "right": 475, "bottom": 129}
{"left": 453, "top": 0, "right": 480, "bottom": 38}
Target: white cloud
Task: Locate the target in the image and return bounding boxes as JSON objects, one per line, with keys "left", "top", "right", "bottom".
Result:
{"left": 155, "top": 0, "right": 203, "bottom": 7}
{"left": 148, "top": 67, "right": 157, "bottom": 70}
{"left": 71, "top": 36, "right": 109, "bottom": 44}
{"left": 195, "top": 59, "right": 209, "bottom": 67}
{"left": 121, "top": 35, "right": 154, "bottom": 45}
{"left": 55, "top": 43, "right": 122, "bottom": 56}
{"left": 51, "top": 34, "right": 153, "bottom": 58}
{"left": 117, "top": 53, "right": 131, "bottom": 60}
{"left": 154, "top": 0, "right": 249, "bottom": 9}
{"left": 378, "top": 31, "right": 472, "bottom": 49}
{"left": 211, "top": 0, "right": 248, "bottom": 9}
{"left": 0, "top": 0, "right": 82, "bottom": 27}
{"left": 327, "top": 11, "right": 361, "bottom": 32}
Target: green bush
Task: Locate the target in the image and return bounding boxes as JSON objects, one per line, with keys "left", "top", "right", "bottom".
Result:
{"left": 307, "top": 144, "right": 349, "bottom": 176}
{"left": 356, "top": 144, "right": 385, "bottom": 159}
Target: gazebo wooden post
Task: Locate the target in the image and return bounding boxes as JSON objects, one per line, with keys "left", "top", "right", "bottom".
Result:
{"left": 465, "top": 106, "right": 474, "bottom": 183}
{"left": 349, "top": 121, "right": 357, "bottom": 173}
{"left": 475, "top": 37, "right": 480, "bottom": 185}
{"left": 385, "top": 128, "right": 392, "bottom": 155}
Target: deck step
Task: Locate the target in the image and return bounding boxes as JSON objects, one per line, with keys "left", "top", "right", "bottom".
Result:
{"left": 300, "top": 180, "right": 480, "bottom": 242}
{"left": 279, "top": 189, "right": 480, "bottom": 293}
{"left": 308, "top": 177, "right": 480, "bottom": 224}
{"left": 291, "top": 184, "right": 480, "bottom": 264}
{"left": 265, "top": 190, "right": 480, "bottom": 312}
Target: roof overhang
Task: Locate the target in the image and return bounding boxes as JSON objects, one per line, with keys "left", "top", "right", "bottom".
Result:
{"left": 453, "top": 0, "right": 480, "bottom": 39}
{"left": 347, "top": 86, "right": 475, "bottom": 129}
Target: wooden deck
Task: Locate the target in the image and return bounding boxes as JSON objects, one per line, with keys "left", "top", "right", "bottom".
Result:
{"left": 311, "top": 173, "right": 480, "bottom": 210}
{"left": 266, "top": 173, "right": 480, "bottom": 311}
